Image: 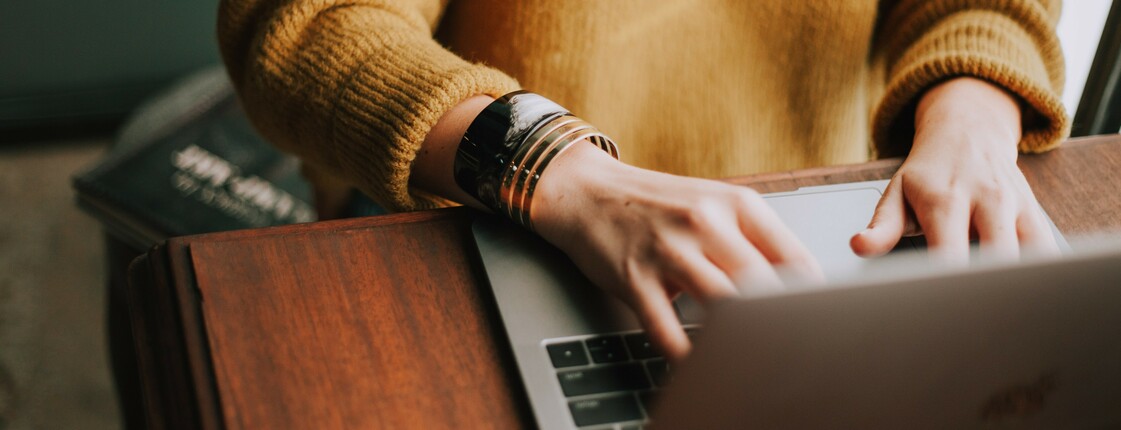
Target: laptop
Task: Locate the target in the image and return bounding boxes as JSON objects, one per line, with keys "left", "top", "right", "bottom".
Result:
{"left": 471, "top": 180, "right": 1117, "bottom": 429}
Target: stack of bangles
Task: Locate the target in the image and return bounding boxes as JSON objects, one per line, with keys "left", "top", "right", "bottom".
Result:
{"left": 453, "top": 91, "right": 619, "bottom": 230}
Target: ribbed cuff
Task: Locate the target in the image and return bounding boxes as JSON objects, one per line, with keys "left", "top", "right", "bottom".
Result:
{"left": 261, "top": 7, "right": 520, "bottom": 212}
{"left": 336, "top": 44, "right": 520, "bottom": 210}
{"left": 873, "top": 8, "right": 1069, "bottom": 157}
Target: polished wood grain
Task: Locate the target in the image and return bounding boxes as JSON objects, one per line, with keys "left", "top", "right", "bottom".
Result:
{"left": 127, "top": 135, "right": 1121, "bottom": 429}
{"left": 1018, "top": 135, "right": 1121, "bottom": 235}
{"left": 189, "top": 213, "right": 529, "bottom": 429}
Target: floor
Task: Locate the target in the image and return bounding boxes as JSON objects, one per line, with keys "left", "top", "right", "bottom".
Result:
{"left": 0, "top": 137, "right": 120, "bottom": 430}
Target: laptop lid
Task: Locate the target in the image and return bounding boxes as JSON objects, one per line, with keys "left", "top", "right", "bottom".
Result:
{"left": 653, "top": 244, "right": 1121, "bottom": 428}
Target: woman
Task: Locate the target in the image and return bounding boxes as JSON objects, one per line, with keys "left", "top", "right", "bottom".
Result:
{"left": 218, "top": 0, "right": 1068, "bottom": 359}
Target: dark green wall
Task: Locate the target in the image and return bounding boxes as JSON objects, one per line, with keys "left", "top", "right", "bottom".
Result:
{"left": 0, "top": 0, "right": 221, "bottom": 133}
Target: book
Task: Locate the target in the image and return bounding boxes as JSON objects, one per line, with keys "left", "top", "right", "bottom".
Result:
{"left": 73, "top": 68, "right": 316, "bottom": 251}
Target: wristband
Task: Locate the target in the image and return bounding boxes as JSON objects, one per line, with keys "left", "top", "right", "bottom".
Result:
{"left": 453, "top": 91, "right": 618, "bottom": 229}
{"left": 454, "top": 91, "right": 567, "bottom": 210}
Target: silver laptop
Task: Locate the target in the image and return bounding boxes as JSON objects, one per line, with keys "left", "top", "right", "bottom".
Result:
{"left": 471, "top": 180, "right": 1116, "bottom": 429}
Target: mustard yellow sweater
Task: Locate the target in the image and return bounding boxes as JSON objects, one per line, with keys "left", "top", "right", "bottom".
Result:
{"left": 218, "top": 0, "right": 1068, "bottom": 212}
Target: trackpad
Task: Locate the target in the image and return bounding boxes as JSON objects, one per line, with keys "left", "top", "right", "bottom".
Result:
{"left": 764, "top": 186, "right": 904, "bottom": 282}
{"left": 677, "top": 185, "right": 896, "bottom": 324}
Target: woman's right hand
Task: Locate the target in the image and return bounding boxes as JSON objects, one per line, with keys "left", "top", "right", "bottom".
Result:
{"left": 409, "top": 95, "right": 821, "bottom": 360}
{"left": 531, "top": 143, "right": 823, "bottom": 361}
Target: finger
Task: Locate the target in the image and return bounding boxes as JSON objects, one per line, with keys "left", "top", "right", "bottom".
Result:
{"left": 717, "top": 240, "right": 786, "bottom": 297}
{"left": 662, "top": 249, "right": 739, "bottom": 302}
{"left": 851, "top": 177, "right": 908, "bottom": 257}
{"left": 734, "top": 194, "right": 823, "bottom": 280}
{"left": 724, "top": 248, "right": 815, "bottom": 291}
{"left": 685, "top": 214, "right": 789, "bottom": 295}
{"left": 730, "top": 259, "right": 786, "bottom": 297}
{"left": 1017, "top": 203, "right": 1060, "bottom": 257}
{"left": 633, "top": 284, "right": 691, "bottom": 362}
{"left": 973, "top": 198, "right": 1019, "bottom": 263}
{"left": 915, "top": 196, "right": 971, "bottom": 266}
{"left": 695, "top": 213, "right": 788, "bottom": 280}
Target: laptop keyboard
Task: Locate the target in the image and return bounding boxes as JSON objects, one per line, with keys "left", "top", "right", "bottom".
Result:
{"left": 544, "top": 327, "right": 698, "bottom": 429}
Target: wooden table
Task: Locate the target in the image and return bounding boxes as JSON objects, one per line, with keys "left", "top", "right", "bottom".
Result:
{"left": 127, "top": 135, "right": 1121, "bottom": 429}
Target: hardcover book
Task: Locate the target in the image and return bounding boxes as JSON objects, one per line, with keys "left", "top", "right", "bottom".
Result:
{"left": 73, "top": 68, "right": 315, "bottom": 250}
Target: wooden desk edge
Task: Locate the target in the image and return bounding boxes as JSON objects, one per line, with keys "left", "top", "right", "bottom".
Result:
{"left": 125, "top": 134, "right": 1118, "bottom": 429}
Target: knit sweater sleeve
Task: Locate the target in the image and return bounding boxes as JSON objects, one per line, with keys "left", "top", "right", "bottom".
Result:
{"left": 218, "top": 0, "right": 520, "bottom": 211}
{"left": 871, "top": 0, "right": 1069, "bottom": 158}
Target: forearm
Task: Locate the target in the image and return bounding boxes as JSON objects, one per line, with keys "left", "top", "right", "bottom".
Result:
{"left": 218, "top": 0, "right": 519, "bottom": 211}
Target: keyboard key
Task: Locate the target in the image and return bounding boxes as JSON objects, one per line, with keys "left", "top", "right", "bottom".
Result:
{"left": 624, "top": 333, "right": 660, "bottom": 359}
{"left": 568, "top": 394, "right": 643, "bottom": 427}
{"left": 911, "top": 235, "right": 928, "bottom": 249}
{"left": 585, "top": 335, "right": 628, "bottom": 363}
{"left": 546, "top": 341, "right": 589, "bottom": 368}
{"left": 645, "top": 359, "right": 670, "bottom": 387}
{"left": 557, "top": 363, "right": 651, "bottom": 397}
{"left": 891, "top": 236, "right": 918, "bottom": 252}
{"left": 620, "top": 424, "right": 643, "bottom": 430}
{"left": 674, "top": 295, "right": 706, "bottom": 325}
{"left": 638, "top": 390, "right": 658, "bottom": 414}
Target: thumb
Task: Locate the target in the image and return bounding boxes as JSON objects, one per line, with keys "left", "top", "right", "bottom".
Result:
{"left": 851, "top": 178, "right": 908, "bottom": 257}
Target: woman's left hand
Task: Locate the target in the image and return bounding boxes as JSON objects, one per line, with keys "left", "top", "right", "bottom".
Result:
{"left": 851, "top": 77, "right": 1059, "bottom": 263}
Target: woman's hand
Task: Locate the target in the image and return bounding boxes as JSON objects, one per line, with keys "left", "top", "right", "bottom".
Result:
{"left": 410, "top": 95, "right": 821, "bottom": 360}
{"left": 851, "top": 77, "right": 1059, "bottom": 263}
{"left": 532, "top": 143, "right": 822, "bottom": 361}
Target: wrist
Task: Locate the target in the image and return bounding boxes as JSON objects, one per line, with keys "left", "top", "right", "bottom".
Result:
{"left": 531, "top": 141, "right": 628, "bottom": 236}
{"left": 913, "top": 77, "right": 1022, "bottom": 159}
{"left": 411, "top": 95, "right": 495, "bottom": 210}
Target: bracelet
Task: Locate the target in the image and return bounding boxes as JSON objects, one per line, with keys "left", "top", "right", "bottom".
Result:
{"left": 504, "top": 117, "right": 615, "bottom": 228}
{"left": 502, "top": 117, "right": 590, "bottom": 219}
{"left": 518, "top": 128, "right": 606, "bottom": 229}
{"left": 454, "top": 91, "right": 568, "bottom": 212}
{"left": 453, "top": 91, "right": 618, "bottom": 230}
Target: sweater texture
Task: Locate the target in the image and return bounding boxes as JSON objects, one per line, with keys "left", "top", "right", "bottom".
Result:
{"left": 218, "top": 0, "right": 1068, "bottom": 212}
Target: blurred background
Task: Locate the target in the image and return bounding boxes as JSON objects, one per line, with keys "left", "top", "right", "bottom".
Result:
{"left": 1, "top": 1, "right": 219, "bottom": 429}
{"left": 0, "top": 1, "right": 1115, "bottom": 429}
